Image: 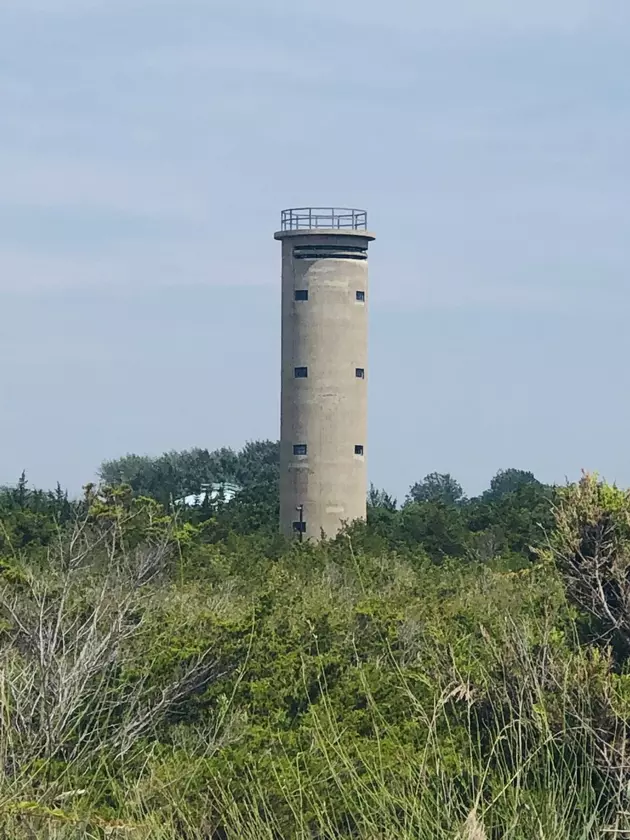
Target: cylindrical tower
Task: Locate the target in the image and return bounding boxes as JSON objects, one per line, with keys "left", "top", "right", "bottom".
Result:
{"left": 275, "top": 207, "right": 375, "bottom": 540}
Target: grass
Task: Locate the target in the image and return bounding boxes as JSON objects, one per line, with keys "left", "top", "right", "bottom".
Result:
{"left": 0, "top": 495, "right": 629, "bottom": 838}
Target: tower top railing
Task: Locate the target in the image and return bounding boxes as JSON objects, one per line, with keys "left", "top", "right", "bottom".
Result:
{"left": 280, "top": 207, "right": 367, "bottom": 232}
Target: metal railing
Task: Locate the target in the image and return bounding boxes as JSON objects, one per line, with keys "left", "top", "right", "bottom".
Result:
{"left": 281, "top": 207, "right": 367, "bottom": 231}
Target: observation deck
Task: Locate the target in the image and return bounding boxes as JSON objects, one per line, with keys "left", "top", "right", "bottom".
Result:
{"left": 275, "top": 207, "right": 374, "bottom": 241}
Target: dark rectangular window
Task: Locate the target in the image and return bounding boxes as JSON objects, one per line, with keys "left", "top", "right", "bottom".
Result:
{"left": 293, "top": 521, "right": 306, "bottom": 533}
{"left": 356, "top": 290, "right": 365, "bottom": 302}
{"left": 355, "top": 445, "right": 364, "bottom": 456}
{"left": 293, "top": 244, "right": 367, "bottom": 261}
{"left": 293, "top": 444, "right": 307, "bottom": 456}
{"left": 355, "top": 368, "right": 365, "bottom": 379}
{"left": 294, "top": 367, "right": 308, "bottom": 378}
{"left": 295, "top": 290, "right": 308, "bottom": 301}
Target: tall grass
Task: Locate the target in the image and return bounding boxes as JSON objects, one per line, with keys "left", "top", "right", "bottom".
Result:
{"left": 0, "top": 503, "right": 629, "bottom": 838}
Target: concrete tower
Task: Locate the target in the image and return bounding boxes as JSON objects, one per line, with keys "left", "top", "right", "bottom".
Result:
{"left": 275, "top": 207, "right": 375, "bottom": 540}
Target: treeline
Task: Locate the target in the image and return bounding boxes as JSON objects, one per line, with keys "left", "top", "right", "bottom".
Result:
{"left": 1, "top": 443, "right": 555, "bottom": 568}
{"left": 98, "top": 443, "right": 555, "bottom": 565}
{"left": 0, "top": 443, "right": 553, "bottom": 564}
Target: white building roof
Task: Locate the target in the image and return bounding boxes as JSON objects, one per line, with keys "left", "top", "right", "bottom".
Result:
{"left": 174, "top": 481, "right": 242, "bottom": 507}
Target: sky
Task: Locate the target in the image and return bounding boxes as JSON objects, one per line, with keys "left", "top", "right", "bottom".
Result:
{"left": 0, "top": 0, "right": 629, "bottom": 499}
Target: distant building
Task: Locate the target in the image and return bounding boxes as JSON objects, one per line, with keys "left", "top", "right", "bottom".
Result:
{"left": 174, "top": 481, "right": 242, "bottom": 508}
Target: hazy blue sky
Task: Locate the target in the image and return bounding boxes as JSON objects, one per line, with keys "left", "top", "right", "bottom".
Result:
{"left": 1, "top": 0, "right": 629, "bottom": 498}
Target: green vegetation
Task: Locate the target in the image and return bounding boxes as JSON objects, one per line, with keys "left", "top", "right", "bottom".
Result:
{"left": 1, "top": 452, "right": 630, "bottom": 837}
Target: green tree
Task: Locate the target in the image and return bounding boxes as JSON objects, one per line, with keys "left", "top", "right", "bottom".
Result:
{"left": 235, "top": 440, "right": 280, "bottom": 488}
{"left": 400, "top": 500, "right": 469, "bottom": 560}
{"left": 408, "top": 472, "right": 465, "bottom": 506}
{"left": 368, "top": 483, "right": 397, "bottom": 512}
{"left": 466, "top": 476, "right": 555, "bottom": 563}
{"left": 484, "top": 468, "right": 541, "bottom": 501}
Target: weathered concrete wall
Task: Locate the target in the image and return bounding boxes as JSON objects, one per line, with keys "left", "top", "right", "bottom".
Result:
{"left": 274, "top": 229, "right": 375, "bottom": 540}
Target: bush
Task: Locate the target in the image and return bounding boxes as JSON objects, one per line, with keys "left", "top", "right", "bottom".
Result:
{"left": 1, "top": 475, "right": 630, "bottom": 837}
